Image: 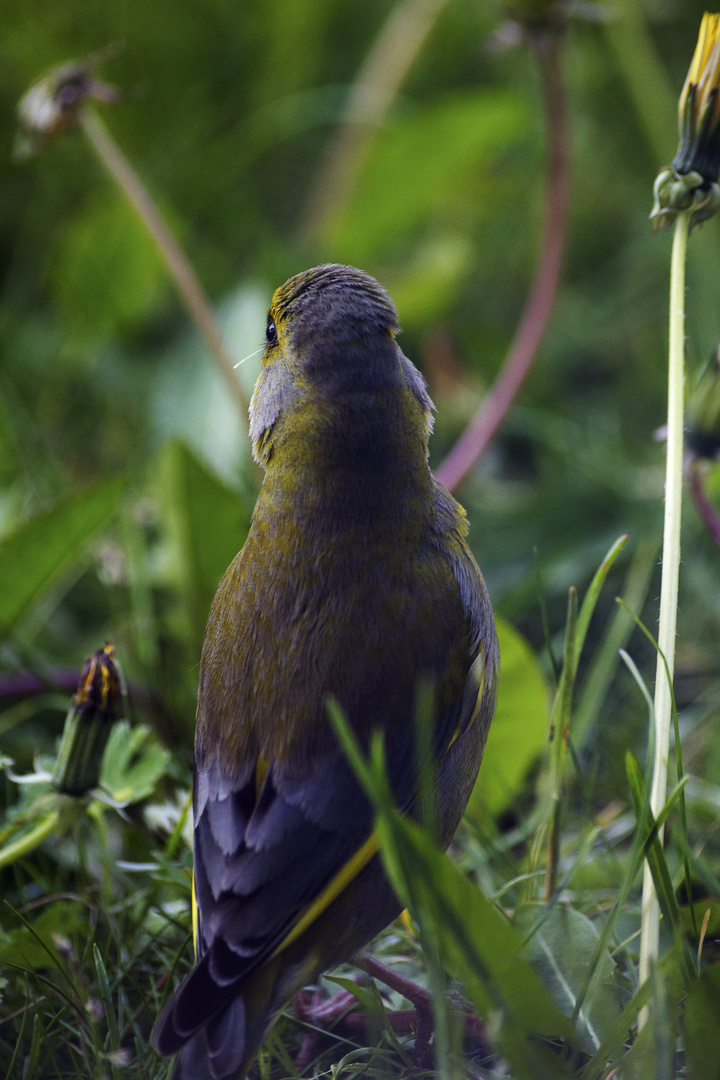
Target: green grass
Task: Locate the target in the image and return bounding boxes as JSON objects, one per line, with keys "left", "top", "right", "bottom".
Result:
{"left": 2, "top": 537, "right": 719, "bottom": 1078}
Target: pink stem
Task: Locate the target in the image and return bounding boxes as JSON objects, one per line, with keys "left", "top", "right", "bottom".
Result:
{"left": 688, "top": 455, "right": 720, "bottom": 547}
{"left": 436, "top": 29, "right": 570, "bottom": 492}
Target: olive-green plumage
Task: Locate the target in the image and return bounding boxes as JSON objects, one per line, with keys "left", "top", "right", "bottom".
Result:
{"left": 153, "top": 264, "right": 499, "bottom": 1080}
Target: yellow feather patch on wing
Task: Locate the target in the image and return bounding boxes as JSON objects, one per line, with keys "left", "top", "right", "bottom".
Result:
{"left": 192, "top": 870, "right": 199, "bottom": 958}
{"left": 255, "top": 756, "right": 270, "bottom": 800}
{"left": 271, "top": 830, "right": 380, "bottom": 958}
{"left": 445, "top": 645, "right": 486, "bottom": 754}
{"left": 400, "top": 908, "right": 416, "bottom": 936}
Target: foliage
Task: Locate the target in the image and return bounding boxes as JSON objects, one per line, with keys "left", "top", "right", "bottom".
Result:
{"left": 1, "top": 1, "right": 720, "bottom": 1078}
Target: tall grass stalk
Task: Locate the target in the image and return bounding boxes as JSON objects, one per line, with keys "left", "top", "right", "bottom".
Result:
{"left": 637, "top": 208, "right": 689, "bottom": 1014}
{"left": 79, "top": 107, "right": 248, "bottom": 419}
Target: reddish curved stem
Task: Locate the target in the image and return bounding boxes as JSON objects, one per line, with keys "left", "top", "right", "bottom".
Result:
{"left": 436, "top": 30, "right": 570, "bottom": 492}
{"left": 688, "top": 455, "right": 720, "bottom": 547}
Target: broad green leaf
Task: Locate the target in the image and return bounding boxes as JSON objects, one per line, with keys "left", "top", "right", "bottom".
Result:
{"left": 50, "top": 193, "right": 168, "bottom": 339}
{"left": 513, "top": 903, "right": 622, "bottom": 1054}
{"left": 468, "top": 616, "right": 549, "bottom": 818}
{"left": 99, "top": 722, "right": 170, "bottom": 804}
{"left": 390, "top": 233, "right": 474, "bottom": 326}
{"left": 160, "top": 440, "right": 251, "bottom": 650}
{"left": 0, "top": 902, "right": 85, "bottom": 972}
{"left": 0, "top": 478, "right": 126, "bottom": 641}
{"left": 578, "top": 945, "right": 685, "bottom": 1080}
{"left": 374, "top": 809, "right": 576, "bottom": 1071}
{"left": 684, "top": 963, "right": 720, "bottom": 1080}
{"left": 328, "top": 90, "right": 529, "bottom": 263}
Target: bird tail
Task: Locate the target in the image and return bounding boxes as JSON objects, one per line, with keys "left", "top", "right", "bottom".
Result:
{"left": 154, "top": 951, "right": 281, "bottom": 1080}
{"left": 168, "top": 997, "right": 271, "bottom": 1080}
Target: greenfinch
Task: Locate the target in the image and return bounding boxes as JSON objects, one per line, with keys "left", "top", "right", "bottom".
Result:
{"left": 154, "top": 264, "right": 499, "bottom": 1079}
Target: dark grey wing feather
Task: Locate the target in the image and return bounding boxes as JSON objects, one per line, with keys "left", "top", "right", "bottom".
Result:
{"left": 206, "top": 996, "right": 246, "bottom": 1078}
{"left": 154, "top": 751, "right": 373, "bottom": 1063}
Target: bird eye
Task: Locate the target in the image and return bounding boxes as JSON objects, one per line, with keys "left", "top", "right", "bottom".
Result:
{"left": 266, "top": 317, "right": 277, "bottom": 346}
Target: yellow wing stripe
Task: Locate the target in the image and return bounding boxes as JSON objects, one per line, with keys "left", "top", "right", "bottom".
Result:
{"left": 192, "top": 870, "right": 199, "bottom": 958}
{"left": 270, "top": 651, "right": 486, "bottom": 960}
{"left": 445, "top": 645, "right": 486, "bottom": 754}
{"left": 255, "top": 755, "right": 270, "bottom": 799}
{"left": 191, "top": 651, "right": 486, "bottom": 967}
{"left": 271, "top": 830, "right": 380, "bottom": 958}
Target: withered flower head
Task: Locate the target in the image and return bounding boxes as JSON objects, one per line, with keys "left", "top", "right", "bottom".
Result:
{"left": 15, "top": 52, "right": 120, "bottom": 161}
{"left": 651, "top": 13, "right": 720, "bottom": 231}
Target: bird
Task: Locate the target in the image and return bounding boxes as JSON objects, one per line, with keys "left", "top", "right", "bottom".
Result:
{"left": 153, "top": 263, "right": 499, "bottom": 1079}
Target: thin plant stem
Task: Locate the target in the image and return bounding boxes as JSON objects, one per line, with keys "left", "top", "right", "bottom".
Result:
{"left": 78, "top": 107, "right": 248, "bottom": 419}
{"left": 0, "top": 810, "right": 59, "bottom": 871}
{"left": 638, "top": 209, "right": 689, "bottom": 1021}
{"left": 603, "top": 0, "right": 676, "bottom": 168}
{"left": 436, "top": 30, "right": 569, "bottom": 493}
{"left": 301, "top": 0, "right": 450, "bottom": 244}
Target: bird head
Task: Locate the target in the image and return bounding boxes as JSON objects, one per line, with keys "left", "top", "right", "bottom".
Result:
{"left": 249, "top": 264, "right": 433, "bottom": 473}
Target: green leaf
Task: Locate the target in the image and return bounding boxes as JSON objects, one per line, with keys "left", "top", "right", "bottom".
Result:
{"left": 160, "top": 440, "right": 251, "bottom": 651}
{"left": 578, "top": 944, "right": 683, "bottom": 1080}
{"left": 375, "top": 811, "right": 578, "bottom": 1079}
{"left": 50, "top": 193, "right": 168, "bottom": 339}
{"left": 389, "top": 233, "right": 474, "bottom": 326}
{"left": 99, "top": 722, "right": 170, "bottom": 804}
{"left": 330, "top": 709, "right": 575, "bottom": 1070}
{"left": 0, "top": 478, "right": 126, "bottom": 641}
{"left": 468, "top": 616, "right": 549, "bottom": 818}
{"left": 324, "top": 974, "right": 373, "bottom": 1012}
{"left": 93, "top": 944, "right": 120, "bottom": 1053}
{"left": 0, "top": 902, "right": 84, "bottom": 972}
{"left": 625, "top": 752, "right": 694, "bottom": 985}
{"left": 550, "top": 535, "right": 629, "bottom": 779}
{"left": 376, "top": 810, "right": 572, "bottom": 1038}
{"left": 328, "top": 90, "right": 529, "bottom": 263}
{"left": 684, "top": 963, "right": 720, "bottom": 1080}
{"left": 619, "top": 962, "right": 678, "bottom": 1080}
{"left": 573, "top": 534, "right": 629, "bottom": 681}
{"left": 513, "top": 903, "right": 622, "bottom": 1054}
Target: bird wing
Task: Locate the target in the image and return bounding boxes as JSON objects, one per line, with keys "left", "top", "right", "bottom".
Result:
{"left": 155, "top": 633, "right": 490, "bottom": 1063}
{"left": 155, "top": 746, "right": 375, "bottom": 1058}
{"left": 193, "top": 750, "right": 372, "bottom": 961}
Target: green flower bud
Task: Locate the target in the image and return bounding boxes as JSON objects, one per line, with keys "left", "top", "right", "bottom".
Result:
{"left": 52, "top": 644, "right": 120, "bottom": 797}
{"left": 651, "top": 13, "right": 720, "bottom": 232}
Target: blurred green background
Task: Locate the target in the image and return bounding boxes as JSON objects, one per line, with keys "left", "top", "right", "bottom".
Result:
{"left": 1, "top": 0, "right": 719, "bottom": 814}
{"left": 4, "top": 2, "right": 720, "bottom": 1075}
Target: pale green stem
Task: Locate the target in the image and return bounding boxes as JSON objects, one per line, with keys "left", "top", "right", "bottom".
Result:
{"left": 0, "top": 809, "right": 59, "bottom": 871}
{"left": 300, "top": 0, "right": 450, "bottom": 244}
{"left": 78, "top": 107, "right": 248, "bottom": 419}
{"left": 638, "top": 209, "right": 689, "bottom": 1023}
